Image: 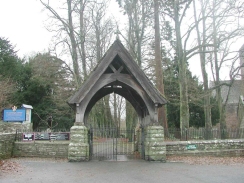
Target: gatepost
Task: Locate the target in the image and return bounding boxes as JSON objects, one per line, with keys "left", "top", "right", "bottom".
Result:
{"left": 68, "top": 124, "right": 89, "bottom": 161}
{"left": 144, "top": 126, "right": 166, "bottom": 162}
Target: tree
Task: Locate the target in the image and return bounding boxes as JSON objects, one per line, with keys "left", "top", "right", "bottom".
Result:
{"left": 40, "top": 0, "right": 86, "bottom": 88}
{"left": 193, "top": 0, "right": 244, "bottom": 137}
{"left": 0, "top": 37, "right": 22, "bottom": 113}
{"left": 162, "top": 0, "right": 193, "bottom": 132}
{"left": 86, "top": 0, "right": 115, "bottom": 129}
{"left": 0, "top": 37, "right": 23, "bottom": 80}
{"left": 154, "top": 0, "right": 167, "bottom": 128}
{"left": 40, "top": 0, "right": 116, "bottom": 129}
{"left": 0, "top": 76, "right": 14, "bottom": 113}
{"left": 193, "top": 0, "right": 212, "bottom": 134}
{"left": 116, "top": 0, "right": 153, "bottom": 67}
{"left": 116, "top": 0, "right": 154, "bottom": 131}
{"left": 28, "top": 53, "right": 75, "bottom": 130}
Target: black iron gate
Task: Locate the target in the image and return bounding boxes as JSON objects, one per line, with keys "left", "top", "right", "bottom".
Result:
{"left": 89, "top": 127, "right": 141, "bottom": 161}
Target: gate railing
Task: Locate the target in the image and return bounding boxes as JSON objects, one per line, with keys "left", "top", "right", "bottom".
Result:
{"left": 88, "top": 127, "right": 137, "bottom": 161}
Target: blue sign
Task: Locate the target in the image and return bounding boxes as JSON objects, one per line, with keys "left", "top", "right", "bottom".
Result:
{"left": 3, "top": 109, "right": 26, "bottom": 122}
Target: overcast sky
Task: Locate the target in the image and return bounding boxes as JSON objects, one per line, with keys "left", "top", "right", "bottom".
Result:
{"left": 0, "top": 0, "right": 124, "bottom": 58}
{"left": 1, "top": 1, "right": 243, "bottom": 81}
{"left": 0, "top": 0, "right": 53, "bottom": 57}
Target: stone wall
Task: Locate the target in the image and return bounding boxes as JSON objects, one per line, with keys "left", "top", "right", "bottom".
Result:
{"left": 8, "top": 139, "right": 244, "bottom": 159}
{"left": 2, "top": 131, "right": 244, "bottom": 160}
{"left": 14, "top": 141, "right": 69, "bottom": 158}
{"left": 166, "top": 139, "right": 244, "bottom": 157}
{"left": 0, "top": 133, "right": 16, "bottom": 159}
{"left": 0, "top": 121, "right": 32, "bottom": 133}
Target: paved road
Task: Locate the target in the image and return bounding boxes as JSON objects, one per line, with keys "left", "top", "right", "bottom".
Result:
{"left": 1, "top": 158, "right": 244, "bottom": 183}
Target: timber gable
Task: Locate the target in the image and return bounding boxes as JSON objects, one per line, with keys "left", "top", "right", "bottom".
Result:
{"left": 68, "top": 39, "right": 166, "bottom": 125}
{"left": 68, "top": 39, "right": 166, "bottom": 106}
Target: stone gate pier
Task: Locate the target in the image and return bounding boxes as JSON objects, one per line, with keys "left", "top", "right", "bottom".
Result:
{"left": 68, "top": 125, "right": 89, "bottom": 161}
{"left": 144, "top": 126, "right": 166, "bottom": 161}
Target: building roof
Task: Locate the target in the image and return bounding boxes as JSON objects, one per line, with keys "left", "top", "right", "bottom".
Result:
{"left": 68, "top": 39, "right": 167, "bottom": 107}
{"left": 210, "top": 80, "right": 244, "bottom": 104}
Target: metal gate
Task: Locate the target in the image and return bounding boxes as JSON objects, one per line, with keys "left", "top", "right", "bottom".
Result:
{"left": 89, "top": 127, "right": 141, "bottom": 161}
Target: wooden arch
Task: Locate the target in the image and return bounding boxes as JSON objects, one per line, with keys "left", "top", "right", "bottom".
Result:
{"left": 68, "top": 39, "right": 167, "bottom": 127}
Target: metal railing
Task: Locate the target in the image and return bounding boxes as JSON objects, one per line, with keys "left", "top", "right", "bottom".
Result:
{"left": 164, "top": 128, "right": 244, "bottom": 141}
{"left": 14, "top": 127, "right": 244, "bottom": 142}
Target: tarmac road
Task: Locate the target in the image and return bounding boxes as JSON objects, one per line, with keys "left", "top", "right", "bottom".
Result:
{"left": 1, "top": 158, "right": 244, "bottom": 183}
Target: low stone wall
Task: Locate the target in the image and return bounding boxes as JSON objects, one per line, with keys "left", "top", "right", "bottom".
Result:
{"left": 166, "top": 139, "right": 244, "bottom": 157}
{"left": 0, "top": 121, "right": 32, "bottom": 133}
{"left": 14, "top": 141, "right": 69, "bottom": 158}
{"left": 0, "top": 133, "right": 16, "bottom": 159}
{"left": 10, "top": 139, "right": 244, "bottom": 159}
{"left": 2, "top": 133, "right": 244, "bottom": 160}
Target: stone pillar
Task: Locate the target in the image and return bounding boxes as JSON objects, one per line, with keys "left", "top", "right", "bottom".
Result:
{"left": 68, "top": 125, "right": 89, "bottom": 162}
{"left": 144, "top": 126, "right": 166, "bottom": 162}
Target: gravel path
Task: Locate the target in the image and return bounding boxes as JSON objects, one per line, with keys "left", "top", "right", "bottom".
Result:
{"left": 1, "top": 157, "right": 244, "bottom": 183}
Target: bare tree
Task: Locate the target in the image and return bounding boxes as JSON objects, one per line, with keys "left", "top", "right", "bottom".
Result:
{"left": 40, "top": 0, "right": 88, "bottom": 88}
{"left": 206, "top": 0, "right": 244, "bottom": 137}
{"left": 116, "top": 0, "right": 153, "bottom": 67}
{"left": 193, "top": 0, "right": 212, "bottom": 135}
{"left": 163, "top": 0, "right": 193, "bottom": 130}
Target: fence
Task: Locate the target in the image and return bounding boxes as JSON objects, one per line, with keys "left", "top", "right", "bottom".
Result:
{"left": 14, "top": 127, "right": 244, "bottom": 142}
{"left": 15, "top": 130, "right": 70, "bottom": 142}
{"left": 164, "top": 128, "right": 244, "bottom": 141}
{"left": 238, "top": 95, "right": 244, "bottom": 128}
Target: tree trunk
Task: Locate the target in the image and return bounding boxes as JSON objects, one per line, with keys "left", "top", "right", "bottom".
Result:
{"left": 154, "top": 0, "right": 167, "bottom": 128}
{"left": 79, "top": 0, "right": 87, "bottom": 78}
{"left": 114, "top": 93, "right": 119, "bottom": 136}
{"left": 212, "top": 0, "right": 227, "bottom": 138}
{"left": 67, "top": 0, "right": 81, "bottom": 88}
{"left": 173, "top": 0, "right": 189, "bottom": 132}
{"left": 193, "top": 0, "right": 212, "bottom": 138}
{"left": 126, "top": 101, "right": 136, "bottom": 141}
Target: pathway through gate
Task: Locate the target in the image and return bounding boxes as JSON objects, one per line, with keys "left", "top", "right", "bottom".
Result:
{"left": 89, "top": 128, "right": 141, "bottom": 161}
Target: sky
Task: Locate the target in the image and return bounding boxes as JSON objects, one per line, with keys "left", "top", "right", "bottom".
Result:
{"left": 0, "top": 0, "right": 53, "bottom": 58}
{"left": 0, "top": 0, "right": 125, "bottom": 58}
{"left": 0, "top": 1, "right": 243, "bottom": 81}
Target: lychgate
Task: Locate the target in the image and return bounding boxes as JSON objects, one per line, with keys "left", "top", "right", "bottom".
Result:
{"left": 67, "top": 39, "right": 167, "bottom": 161}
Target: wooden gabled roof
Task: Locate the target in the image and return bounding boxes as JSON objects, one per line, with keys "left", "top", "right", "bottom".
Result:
{"left": 68, "top": 39, "right": 167, "bottom": 106}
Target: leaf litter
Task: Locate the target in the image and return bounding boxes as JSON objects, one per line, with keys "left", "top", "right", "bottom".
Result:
{"left": 167, "top": 156, "right": 244, "bottom": 165}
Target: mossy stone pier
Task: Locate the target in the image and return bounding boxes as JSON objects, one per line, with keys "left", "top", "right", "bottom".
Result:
{"left": 144, "top": 126, "right": 166, "bottom": 161}
{"left": 68, "top": 125, "right": 89, "bottom": 161}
